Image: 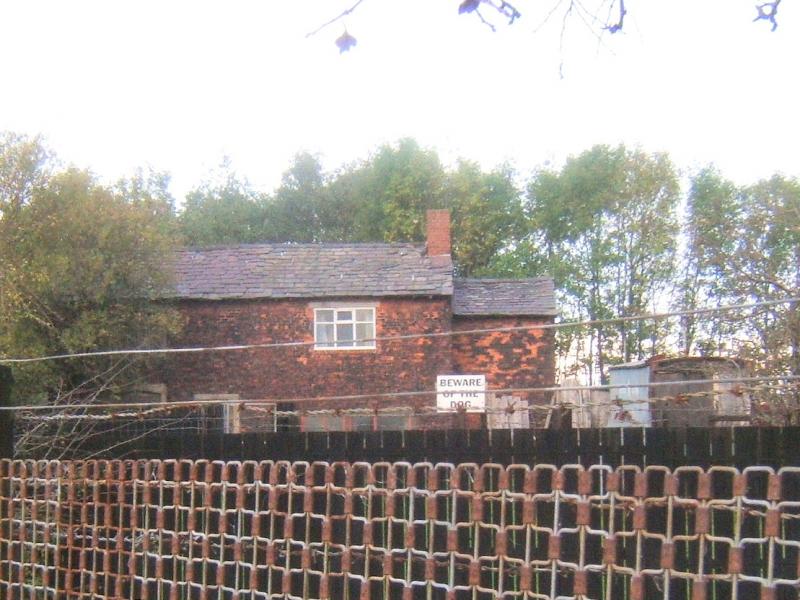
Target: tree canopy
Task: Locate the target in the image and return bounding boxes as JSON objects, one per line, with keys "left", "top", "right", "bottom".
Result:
{"left": 0, "top": 133, "right": 181, "bottom": 403}
{"left": 3, "top": 131, "right": 798, "bottom": 422}
{"left": 178, "top": 138, "right": 524, "bottom": 276}
{"left": 512, "top": 145, "right": 681, "bottom": 382}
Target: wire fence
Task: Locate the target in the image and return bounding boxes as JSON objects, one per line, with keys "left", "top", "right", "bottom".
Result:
{"left": 1, "top": 459, "right": 798, "bottom": 600}
{"left": 7, "top": 378, "right": 800, "bottom": 461}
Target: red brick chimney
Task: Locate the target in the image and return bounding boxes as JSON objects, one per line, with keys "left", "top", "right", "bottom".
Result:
{"left": 426, "top": 209, "right": 451, "bottom": 256}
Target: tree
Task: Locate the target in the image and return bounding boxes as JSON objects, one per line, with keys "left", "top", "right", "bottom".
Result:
{"left": 352, "top": 138, "right": 448, "bottom": 243}
{"left": 265, "top": 152, "right": 349, "bottom": 242}
{"left": 180, "top": 160, "right": 267, "bottom": 246}
{"left": 524, "top": 145, "right": 680, "bottom": 382}
{"left": 687, "top": 171, "right": 800, "bottom": 369}
{"left": 0, "top": 132, "right": 52, "bottom": 216}
{"left": 683, "top": 170, "right": 800, "bottom": 422}
{"left": 179, "top": 140, "right": 528, "bottom": 275}
{"left": 679, "top": 167, "right": 740, "bottom": 355}
{"left": 0, "top": 135, "right": 181, "bottom": 406}
{"left": 446, "top": 160, "right": 525, "bottom": 276}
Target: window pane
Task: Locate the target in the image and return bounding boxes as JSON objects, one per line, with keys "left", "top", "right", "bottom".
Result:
{"left": 355, "top": 308, "right": 374, "bottom": 322}
{"left": 316, "top": 323, "right": 334, "bottom": 346}
{"left": 336, "top": 310, "right": 353, "bottom": 321}
{"left": 316, "top": 309, "right": 334, "bottom": 323}
{"left": 355, "top": 322, "right": 374, "bottom": 343}
{"left": 336, "top": 323, "right": 354, "bottom": 342}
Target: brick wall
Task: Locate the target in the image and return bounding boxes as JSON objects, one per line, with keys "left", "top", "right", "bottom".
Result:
{"left": 425, "top": 209, "right": 451, "bottom": 256}
{"left": 154, "top": 299, "right": 555, "bottom": 430}
{"left": 159, "top": 297, "right": 453, "bottom": 409}
{"left": 451, "top": 316, "right": 555, "bottom": 423}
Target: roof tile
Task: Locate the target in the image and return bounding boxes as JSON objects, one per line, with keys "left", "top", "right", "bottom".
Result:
{"left": 169, "top": 243, "right": 453, "bottom": 300}
{"left": 452, "top": 278, "right": 557, "bottom": 316}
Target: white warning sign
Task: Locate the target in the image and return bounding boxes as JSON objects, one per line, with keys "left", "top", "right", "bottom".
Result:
{"left": 436, "top": 374, "right": 486, "bottom": 412}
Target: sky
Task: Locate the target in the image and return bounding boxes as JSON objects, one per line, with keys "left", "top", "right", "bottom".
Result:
{"left": 0, "top": 0, "right": 798, "bottom": 201}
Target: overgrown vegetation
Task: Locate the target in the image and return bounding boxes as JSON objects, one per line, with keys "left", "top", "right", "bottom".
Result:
{"left": 0, "top": 133, "right": 183, "bottom": 405}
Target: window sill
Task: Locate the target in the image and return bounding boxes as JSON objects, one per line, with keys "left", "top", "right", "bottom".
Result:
{"left": 313, "top": 345, "right": 377, "bottom": 352}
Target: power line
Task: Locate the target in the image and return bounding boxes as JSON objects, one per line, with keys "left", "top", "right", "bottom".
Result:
{"left": 3, "top": 374, "right": 798, "bottom": 413}
{"left": 1, "top": 296, "right": 797, "bottom": 365}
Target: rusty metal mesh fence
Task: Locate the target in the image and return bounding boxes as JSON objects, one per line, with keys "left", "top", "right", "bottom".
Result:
{"left": 1, "top": 459, "right": 799, "bottom": 600}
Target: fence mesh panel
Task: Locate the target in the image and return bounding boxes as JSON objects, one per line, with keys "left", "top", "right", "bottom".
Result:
{"left": 1, "top": 459, "right": 799, "bottom": 600}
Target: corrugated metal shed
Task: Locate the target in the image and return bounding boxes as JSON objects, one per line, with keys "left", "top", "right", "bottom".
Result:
{"left": 606, "top": 361, "right": 652, "bottom": 427}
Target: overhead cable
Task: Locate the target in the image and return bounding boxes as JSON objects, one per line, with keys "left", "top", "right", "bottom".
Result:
{"left": 3, "top": 374, "right": 798, "bottom": 413}
{"left": 1, "top": 296, "right": 797, "bottom": 365}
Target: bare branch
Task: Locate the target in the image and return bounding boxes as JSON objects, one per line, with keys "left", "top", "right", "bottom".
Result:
{"left": 754, "top": 1, "right": 781, "bottom": 31}
{"left": 558, "top": 1, "right": 577, "bottom": 79}
{"left": 474, "top": 8, "right": 498, "bottom": 32}
{"left": 605, "top": 0, "right": 626, "bottom": 33}
{"left": 305, "top": 0, "right": 367, "bottom": 38}
{"left": 461, "top": 0, "right": 521, "bottom": 31}
{"left": 488, "top": 0, "right": 522, "bottom": 24}
{"left": 533, "top": 0, "right": 567, "bottom": 35}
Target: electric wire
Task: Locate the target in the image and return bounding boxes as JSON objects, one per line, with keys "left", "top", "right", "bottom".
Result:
{"left": 3, "top": 374, "right": 798, "bottom": 413}
{"left": 0, "top": 296, "right": 797, "bottom": 365}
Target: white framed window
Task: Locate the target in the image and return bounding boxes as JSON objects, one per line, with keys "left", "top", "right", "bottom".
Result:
{"left": 314, "top": 306, "right": 376, "bottom": 350}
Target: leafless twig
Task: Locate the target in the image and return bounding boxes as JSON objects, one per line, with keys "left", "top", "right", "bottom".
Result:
{"left": 305, "top": 0, "right": 367, "bottom": 38}
{"left": 13, "top": 357, "right": 142, "bottom": 459}
{"left": 488, "top": 0, "right": 522, "bottom": 24}
{"left": 474, "top": 8, "right": 498, "bottom": 32}
{"left": 460, "top": 0, "right": 521, "bottom": 31}
{"left": 754, "top": 0, "right": 781, "bottom": 31}
{"left": 605, "top": 0, "right": 626, "bottom": 33}
{"left": 558, "top": 1, "right": 576, "bottom": 78}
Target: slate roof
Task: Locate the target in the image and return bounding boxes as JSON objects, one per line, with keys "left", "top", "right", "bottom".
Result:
{"left": 452, "top": 278, "right": 557, "bottom": 317}
{"left": 170, "top": 243, "right": 453, "bottom": 300}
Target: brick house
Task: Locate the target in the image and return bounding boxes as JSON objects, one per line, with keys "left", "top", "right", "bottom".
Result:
{"left": 156, "top": 210, "right": 556, "bottom": 431}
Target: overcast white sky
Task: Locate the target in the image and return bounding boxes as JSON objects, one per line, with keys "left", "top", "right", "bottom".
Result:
{"left": 0, "top": 1, "right": 797, "bottom": 201}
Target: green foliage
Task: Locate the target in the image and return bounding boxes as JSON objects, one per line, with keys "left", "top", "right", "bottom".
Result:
{"left": 686, "top": 169, "right": 800, "bottom": 383}
{"left": 265, "top": 152, "right": 348, "bottom": 242}
{"left": 0, "top": 135, "right": 181, "bottom": 402}
{"left": 180, "top": 161, "right": 267, "bottom": 246}
{"left": 365, "top": 139, "right": 447, "bottom": 242}
{"left": 680, "top": 167, "right": 740, "bottom": 354}
{"left": 525, "top": 145, "right": 680, "bottom": 381}
{"left": 3, "top": 130, "right": 798, "bottom": 411}
{"left": 447, "top": 160, "right": 525, "bottom": 276}
{"left": 178, "top": 139, "right": 526, "bottom": 277}
{"left": 0, "top": 132, "right": 52, "bottom": 216}
{"left": 283, "top": 138, "right": 448, "bottom": 243}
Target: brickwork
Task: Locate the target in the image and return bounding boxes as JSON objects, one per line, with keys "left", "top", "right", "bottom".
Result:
{"left": 154, "top": 210, "right": 556, "bottom": 431}
{"left": 425, "top": 209, "right": 451, "bottom": 256}
{"left": 452, "top": 316, "right": 555, "bottom": 396}
{"left": 159, "top": 297, "right": 453, "bottom": 408}
{"left": 153, "top": 298, "right": 554, "bottom": 431}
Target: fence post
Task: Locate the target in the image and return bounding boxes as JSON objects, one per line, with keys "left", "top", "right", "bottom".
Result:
{"left": 0, "top": 365, "right": 13, "bottom": 458}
